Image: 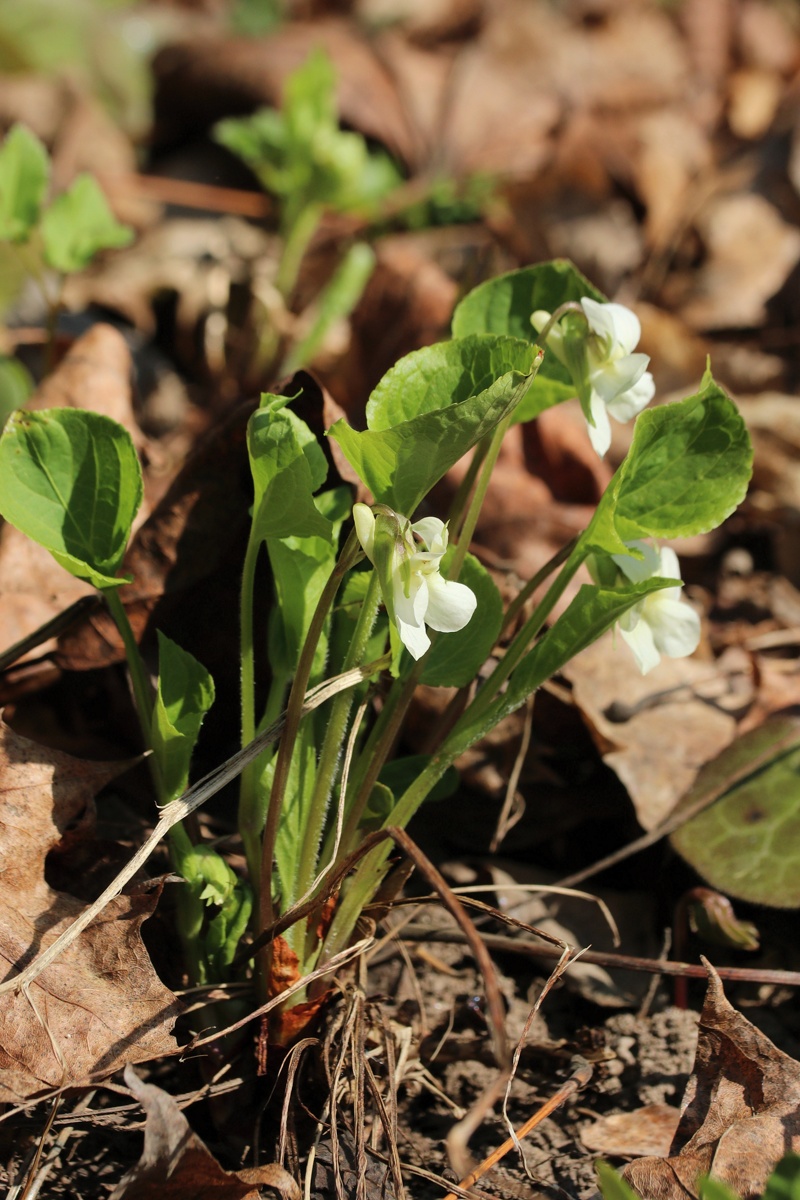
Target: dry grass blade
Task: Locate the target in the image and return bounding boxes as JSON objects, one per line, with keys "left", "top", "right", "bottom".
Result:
{"left": 442, "top": 1058, "right": 594, "bottom": 1200}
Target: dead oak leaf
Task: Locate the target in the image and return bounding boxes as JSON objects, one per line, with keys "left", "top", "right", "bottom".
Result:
{"left": 0, "top": 721, "right": 180, "bottom": 1102}
{"left": 622, "top": 966, "right": 800, "bottom": 1199}
{"left": 112, "top": 1066, "right": 300, "bottom": 1200}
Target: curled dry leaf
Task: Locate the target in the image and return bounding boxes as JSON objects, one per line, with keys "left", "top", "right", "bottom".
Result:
{"left": 622, "top": 966, "right": 800, "bottom": 1198}
{"left": 0, "top": 721, "right": 180, "bottom": 1101}
{"left": 582, "top": 1103, "right": 682, "bottom": 1159}
{"left": 113, "top": 1066, "right": 300, "bottom": 1200}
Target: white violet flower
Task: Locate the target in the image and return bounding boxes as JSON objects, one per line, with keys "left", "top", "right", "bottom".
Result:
{"left": 606, "top": 541, "right": 701, "bottom": 675}
{"left": 532, "top": 297, "right": 655, "bottom": 458}
{"left": 353, "top": 503, "right": 477, "bottom": 661}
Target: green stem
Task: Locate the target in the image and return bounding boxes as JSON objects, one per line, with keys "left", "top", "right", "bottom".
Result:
{"left": 449, "top": 411, "right": 511, "bottom": 581}
{"left": 259, "top": 529, "right": 362, "bottom": 936}
{"left": 501, "top": 537, "right": 578, "bottom": 635}
{"left": 238, "top": 530, "right": 263, "bottom": 889}
{"left": 320, "top": 537, "right": 590, "bottom": 965}
{"left": 104, "top": 586, "right": 204, "bottom": 983}
{"left": 103, "top": 587, "right": 156, "bottom": 752}
{"left": 275, "top": 204, "right": 323, "bottom": 301}
{"left": 291, "top": 570, "right": 381, "bottom": 923}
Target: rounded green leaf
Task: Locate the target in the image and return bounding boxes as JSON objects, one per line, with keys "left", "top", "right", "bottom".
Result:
{"left": 670, "top": 714, "right": 800, "bottom": 908}
{"left": 613, "top": 373, "right": 753, "bottom": 541}
{"left": 420, "top": 548, "right": 503, "bottom": 687}
{"left": 0, "top": 124, "right": 49, "bottom": 243}
{"left": 41, "top": 174, "right": 133, "bottom": 273}
{"left": 366, "top": 335, "right": 540, "bottom": 431}
{"left": 452, "top": 260, "right": 604, "bottom": 341}
{"left": 329, "top": 360, "right": 539, "bottom": 516}
{"left": 0, "top": 407, "right": 143, "bottom": 588}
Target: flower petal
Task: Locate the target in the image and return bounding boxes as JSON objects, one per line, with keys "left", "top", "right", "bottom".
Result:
{"left": 612, "top": 540, "right": 662, "bottom": 584}
{"left": 396, "top": 615, "right": 431, "bottom": 660}
{"left": 353, "top": 503, "right": 376, "bottom": 561}
{"left": 582, "top": 298, "right": 641, "bottom": 355}
{"left": 646, "top": 595, "right": 701, "bottom": 659}
{"left": 586, "top": 391, "right": 612, "bottom": 458}
{"left": 411, "top": 516, "right": 448, "bottom": 556}
{"left": 606, "top": 370, "right": 655, "bottom": 422}
{"left": 393, "top": 570, "right": 427, "bottom": 628}
{"left": 589, "top": 353, "right": 649, "bottom": 404}
{"left": 619, "top": 616, "right": 661, "bottom": 674}
{"left": 424, "top": 573, "right": 477, "bottom": 633}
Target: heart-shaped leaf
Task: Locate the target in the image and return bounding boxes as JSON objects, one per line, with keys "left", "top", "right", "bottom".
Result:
{"left": 0, "top": 407, "right": 143, "bottom": 588}
{"left": 41, "top": 174, "right": 133, "bottom": 273}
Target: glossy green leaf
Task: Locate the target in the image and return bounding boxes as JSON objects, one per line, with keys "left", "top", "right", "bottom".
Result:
{"left": 420, "top": 548, "right": 503, "bottom": 687}
{"left": 366, "top": 335, "right": 541, "bottom": 431}
{"left": 670, "top": 714, "right": 800, "bottom": 908}
{"left": 329, "top": 357, "right": 540, "bottom": 515}
{"left": 583, "top": 372, "right": 753, "bottom": 557}
{"left": 41, "top": 173, "right": 133, "bottom": 272}
{"left": 248, "top": 393, "right": 332, "bottom": 542}
{"left": 0, "top": 123, "right": 49, "bottom": 243}
{"left": 151, "top": 632, "right": 216, "bottom": 804}
{"left": 451, "top": 260, "right": 605, "bottom": 417}
{"left": 446, "top": 579, "right": 675, "bottom": 757}
{"left": 0, "top": 407, "right": 142, "bottom": 588}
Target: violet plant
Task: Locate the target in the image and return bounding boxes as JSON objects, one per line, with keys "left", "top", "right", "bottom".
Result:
{"left": 0, "top": 259, "right": 753, "bottom": 1003}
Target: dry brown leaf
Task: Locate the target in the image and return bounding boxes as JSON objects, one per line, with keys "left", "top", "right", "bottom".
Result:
{"left": 0, "top": 721, "right": 180, "bottom": 1101}
{"left": 113, "top": 1066, "right": 300, "bottom": 1200}
{"left": 681, "top": 194, "right": 800, "bottom": 330}
{"left": 563, "top": 633, "right": 736, "bottom": 832}
{"left": 621, "top": 967, "right": 800, "bottom": 1198}
{"left": 582, "top": 1103, "right": 682, "bottom": 1159}
{"left": 29, "top": 324, "right": 143, "bottom": 448}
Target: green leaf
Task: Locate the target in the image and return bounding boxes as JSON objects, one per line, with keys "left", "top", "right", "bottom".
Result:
{"left": 420, "top": 548, "right": 503, "bottom": 687}
{"left": 248, "top": 394, "right": 332, "bottom": 542}
{"left": 451, "top": 260, "right": 605, "bottom": 418}
{"left": 764, "top": 1153, "right": 800, "bottom": 1200}
{"left": 595, "top": 1160, "right": 643, "bottom": 1200}
{"left": 0, "top": 123, "right": 49, "bottom": 243}
{"left": 41, "top": 173, "right": 133, "bottom": 273}
{"left": 329, "top": 356, "right": 541, "bottom": 515}
{"left": 282, "top": 241, "right": 375, "bottom": 375}
{"left": 447, "top": 579, "right": 675, "bottom": 757}
{"left": 267, "top": 486, "right": 351, "bottom": 677}
{"left": 0, "top": 354, "right": 33, "bottom": 430}
{"left": 151, "top": 632, "right": 215, "bottom": 804}
{"left": 583, "top": 373, "right": 753, "bottom": 557}
{"left": 0, "top": 407, "right": 143, "bottom": 588}
{"left": 366, "top": 335, "right": 541, "bottom": 431}
{"left": 670, "top": 714, "right": 800, "bottom": 908}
